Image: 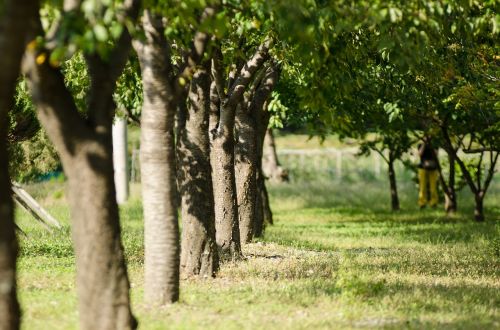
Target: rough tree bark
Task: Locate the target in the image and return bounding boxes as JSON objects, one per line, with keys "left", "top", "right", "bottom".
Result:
{"left": 209, "top": 80, "right": 241, "bottom": 258}
{"left": 135, "top": 8, "right": 214, "bottom": 281}
{"left": 23, "top": 2, "right": 140, "bottom": 328}
{"left": 249, "top": 66, "right": 279, "bottom": 238}
{"left": 133, "top": 11, "right": 180, "bottom": 304}
{"left": 210, "top": 41, "right": 270, "bottom": 254}
{"left": 235, "top": 101, "right": 258, "bottom": 242}
{"left": 0, "top": 2, "right": 38, "bottom": 328}
{"left": 387, "top": 152, "right": 400, "bottom": 211}
{"left": 256, "top": 106, "right": 274, "bottom": 228}
{"left": 178, "top": 66, "right": 218, "bottom": 276}
{"left": 210, "top": 99, "right": 243, "bottom": 256}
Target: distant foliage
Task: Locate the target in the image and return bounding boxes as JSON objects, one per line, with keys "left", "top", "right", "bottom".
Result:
{"left": 9, "top": 129, "right": 60, "bottom": 183}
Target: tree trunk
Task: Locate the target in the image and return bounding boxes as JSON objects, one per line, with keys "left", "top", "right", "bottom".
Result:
{"left": 0, "top": 1, "right": 41, "bottom": 328}
{"left": 0, "top": 118, "right": 19, "bottom": 330}
{"left": 23, "top": 7, "right": 138, "bottom": 326}
{"left": 210, "top": 40, "right": 270, "bottom": 256}
{"left": 209, "top": 79, "right": 242, "bottom": 260}
{"left": 134, "top": 11, "right": 180, "bottom": 303}
{"left": 235, "top": 104, "right": 258, "bottom": 243}
{"left": 254, "top": 108, "right": 269, "bottom": 235}
{"left": 262, "top": 128, "right": 288, "bottom": 182}
{"left": 211, "top": 121, "right": 242, "bottom": 258}
{"left": 178, "top": 67, "right": 218, "bottom": 276}
{"left": 444, "top": 153, "right": 457, "bottom": 214}
{"left": 253, "top": 67, "right": 279, "bottom": 235}
{"left": 0, "top": 126, "right": 19, "bottom": 330}
{"left": 65, "top": 147, "right": 137, "bottom": 329}
{"left": 388, "top": 155, "right": 400, "bottom": 211}
{"left": 259, "top": 173, "right": 274, "bottom": 225}
{"left": 474, "top": 192, "right": 485, "bottom": 222}
{"left": 255, "top": 168, "right": 274, "bottom": 236}
{"left": 25, "top": 83, "right": 137, "bottom": 330}
{"left": 257, "top": 121, "right": 274, "bottom": 228}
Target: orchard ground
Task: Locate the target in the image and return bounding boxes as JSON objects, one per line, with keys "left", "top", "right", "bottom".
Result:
{"left": 15, "top": 135, "right": 499, "bottom": 329}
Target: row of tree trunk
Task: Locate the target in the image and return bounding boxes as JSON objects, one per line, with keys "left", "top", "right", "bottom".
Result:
{"left": 1, "top": 4, "right": 281, "bottom": 329}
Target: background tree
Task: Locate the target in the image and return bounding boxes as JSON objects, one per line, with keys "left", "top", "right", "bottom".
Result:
{"left": 400, "top": 0, "right": 499, "bottom": 220}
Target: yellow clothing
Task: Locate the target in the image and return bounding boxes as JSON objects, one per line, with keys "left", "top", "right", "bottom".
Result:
{"left": 418, "top": 169, "right": 438, "bottom": 207}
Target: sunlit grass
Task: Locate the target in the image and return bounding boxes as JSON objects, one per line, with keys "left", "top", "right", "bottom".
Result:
{"left": 14, "top": 174, "right": 499, "bottom": 329}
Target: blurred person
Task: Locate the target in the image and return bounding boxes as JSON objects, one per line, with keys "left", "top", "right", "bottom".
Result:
{"left": 418, "top": 136, "right": 439, "bottom": 208}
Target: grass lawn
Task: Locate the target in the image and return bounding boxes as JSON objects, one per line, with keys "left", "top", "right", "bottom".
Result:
{"left": 14, "top": 137, "right": 500, "bottom": 329}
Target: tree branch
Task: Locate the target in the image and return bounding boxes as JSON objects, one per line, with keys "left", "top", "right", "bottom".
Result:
{"left": 23, "top": 37, "right": 93, "bottom": 161}
{"left": 174, "top": 7, "right": 215, "bottom": 97}
{"left": 248, "top": 63, "right": 279, "bottom": 116}
{"left": 483, "top": 151, "right": 499, "bottom": 195}
{"left": 211, "top": 45, "right": 226, "bottom": 100}
{"left": 441, "top": 126, "right": 478, "bottom": 195}
{"left": 85, "top": 0, "right": 141, "bottom": 132}
{"left": 225, "top": 39, "right": 271, "bottom": 109}
{"left": 463, "top": 147, "right": 500, "bottom": 153}
{"left": 123, "top": 108, "right": 140, "bottom": 126}
{"left": 209, "top": 80, "right": 220, "bottom": 133}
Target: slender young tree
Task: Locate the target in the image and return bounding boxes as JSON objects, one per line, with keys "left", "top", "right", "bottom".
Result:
{"left": 22, "top": 1, "right": 140, "bottom": 328}
{"left": 0, "top": 1, "right": 39, "bottom": 329}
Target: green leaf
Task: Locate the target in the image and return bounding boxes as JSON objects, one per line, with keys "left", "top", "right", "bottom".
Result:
{"left": 93, "top": 24, "right": 108, "bottom": 42}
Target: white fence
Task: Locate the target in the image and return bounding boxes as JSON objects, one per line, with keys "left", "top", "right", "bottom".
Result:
{"left": 128, "top": 147, "right": 498, "bottom": 183}
{"left": 277, "top": 148, "right": 415, "bottom": 182}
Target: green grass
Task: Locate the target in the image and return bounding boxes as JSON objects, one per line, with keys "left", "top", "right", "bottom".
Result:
{"left": 14, "top": 175, "right": 500, "bottom": 329}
